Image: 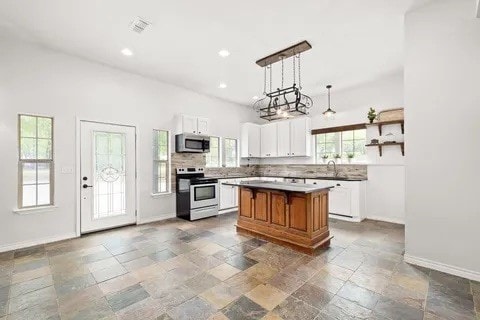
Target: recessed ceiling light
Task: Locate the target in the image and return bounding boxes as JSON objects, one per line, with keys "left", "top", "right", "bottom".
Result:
{"left": 121, "top": 48, "right": 133, "bottom": 56}
{"left": 218, "top": 49, "right": 230, "bottom": 58}
{"left": 218, "top": 83, "right": 227, "bottom": 89}
{"left": 252, "top": 96, "right": 259, "bottom": 100}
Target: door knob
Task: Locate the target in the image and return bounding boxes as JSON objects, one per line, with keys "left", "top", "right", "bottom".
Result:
{"left": 82, "top": 184, "right": 93, "bottom": 189}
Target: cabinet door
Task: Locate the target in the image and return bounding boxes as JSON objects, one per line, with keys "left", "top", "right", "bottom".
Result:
{"left": 182, "top": 115, "right": 198, "bottom": 134}
{"left": 277, "top": 121, "right": 291, "bottom": 157}
{"left": 290, "top": 118, "right": 311, "bottom": 156}
{"left": 260, "top": 123, "right": 278, "bottom": 157}
{"left": 329, "top": 186, "right": 351, "bottom": 216}
{"left": 197, "top": 117, "right": 209, "bottom": 135}
{"left": 241, "top": 123, "right": 261, "bottom": 158}
{"left": 248, "top": 125, "right": 261, "bottom": 157}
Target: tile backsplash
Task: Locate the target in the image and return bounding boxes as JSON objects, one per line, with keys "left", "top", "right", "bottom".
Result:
{"left": 171, "top": 153, "right": 368, "bottom": 184}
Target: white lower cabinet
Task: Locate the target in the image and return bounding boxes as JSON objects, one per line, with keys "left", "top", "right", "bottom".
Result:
{"left": 306, "top": 179, "right": 366, "bottom": 222}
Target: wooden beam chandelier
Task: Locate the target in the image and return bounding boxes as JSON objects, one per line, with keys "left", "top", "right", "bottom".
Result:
{"left": 253, "top": 41, "right": 313, "bottom": 121}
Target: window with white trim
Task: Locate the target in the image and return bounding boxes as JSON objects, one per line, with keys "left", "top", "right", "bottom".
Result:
{"left": 18, "top": 114, "right": 54, "bottom": 208}
{"left": 153, "top": 130, "right": 170, "bottom": 194}
{"left": 223, "top": 138, "right": 239, "bottom": 167}
{"left": 315, "top": 129, "right": 366, "bottom": 162}
{"left": 206, "top": 136, "right": 220, "bottom": 167}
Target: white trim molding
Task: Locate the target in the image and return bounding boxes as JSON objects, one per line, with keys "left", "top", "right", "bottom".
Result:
{"left": 0, "top": 232, "right": 78, "bottom": 253}
{"left": 137, "top": 213, "right": 176, "bottom": 225}
{"left": 404, "top": 254, "right": 480, "bottom": 282}
{"left": 366, "top": 215, "right": 405, "bottom": 225}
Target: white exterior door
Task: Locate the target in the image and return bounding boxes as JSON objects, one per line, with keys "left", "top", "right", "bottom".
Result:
{"left": 80, "top": 121, "right": 136, "bottom": 233}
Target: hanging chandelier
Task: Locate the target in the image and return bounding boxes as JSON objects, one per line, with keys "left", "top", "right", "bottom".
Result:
{"left": 322, "top": 85, "right": 337, "bottom": 119}
{"left": 253, "top": 41, "right": 313, "bottom": 121}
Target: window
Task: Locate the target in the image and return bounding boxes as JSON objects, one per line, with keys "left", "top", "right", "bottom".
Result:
{"left": 341, "top": 129, "right": 366, "bottom": 157}
{"left": 153, "top": 130, "right": 170, "bottom": 194}
{"left": 223, "top": 138, "right": 238, "bottom": 167}
{"left": 315, "top": 127, "right": 366, "bottom": 162}
{"left": 315, "top": 132, "right": 340, "bottom": 159}
{"left": 18, "top": 114, "right": 54, "bottom": 208}
{"left": 206, "top": 136, "right": 220, "bottom": 167}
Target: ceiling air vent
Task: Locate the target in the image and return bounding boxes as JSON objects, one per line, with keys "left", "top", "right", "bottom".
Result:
{"left": 130, "top": 17, "right": 151, "bottom": 34}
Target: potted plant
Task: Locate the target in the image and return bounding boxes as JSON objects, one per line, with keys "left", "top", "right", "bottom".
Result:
{"left": 347, "top": 153, "right": 355, "bottom": 163}
{"left": 368, "top": 108, "right": 377, "bottom": 124}
{"left": 334, "top": 154, "right": 341, "bottom": 163}
{"left": 321, "top": 154, "right": 329, "bottom": 163}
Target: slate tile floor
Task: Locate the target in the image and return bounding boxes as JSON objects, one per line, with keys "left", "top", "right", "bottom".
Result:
{"left": 0, "top": 213, "right": 478, "bottom": 320}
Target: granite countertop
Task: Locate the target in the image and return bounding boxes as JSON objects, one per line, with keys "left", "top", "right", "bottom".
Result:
{"left": 222, "top": 180, "right": 335, "bottom": 194}
{"left": 207, "top": 175, "right": 366, "bottom": 182}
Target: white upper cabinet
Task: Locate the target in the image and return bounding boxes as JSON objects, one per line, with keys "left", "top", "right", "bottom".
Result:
{"left": 241, "top": 123, "right": 261, "bottom": 158}
{"left": 261, "top": 123, "right": 278, "bottom": 157}
{"left": 179, "top": 115, "right": 209, "bottom": 135}
{"left": 196, "top": 117, "right": 209, "bottom": 135}
{"left": 277, "top": 121, "right": 291, "bottom": 157}
{"left": 290, "top": 117, "right": 311, "bottom": 157}
{"left": 240, "top": 117, "right": 310, "bottom": 158}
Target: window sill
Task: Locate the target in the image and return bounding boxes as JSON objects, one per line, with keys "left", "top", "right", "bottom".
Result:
{"left": 151, "top": 192, "right": 173, "bottom": 198}
{"left": 13, "top": 205, "right": 57, "bottom": 215}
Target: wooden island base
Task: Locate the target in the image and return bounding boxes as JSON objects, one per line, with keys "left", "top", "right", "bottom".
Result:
{"left": 236, "top": 186, "right": 333, "bottom": 255}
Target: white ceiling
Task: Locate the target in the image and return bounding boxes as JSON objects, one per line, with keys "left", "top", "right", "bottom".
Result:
{"left": 0, "top": 0, "right": 423, "bottom": 105}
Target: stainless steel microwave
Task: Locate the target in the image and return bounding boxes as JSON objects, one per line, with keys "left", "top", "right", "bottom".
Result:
{"left": 175, "top": 133, "right": 210, "bottom": 153}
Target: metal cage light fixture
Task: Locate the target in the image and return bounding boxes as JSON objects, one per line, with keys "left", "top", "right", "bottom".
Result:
{"left": 322, "top": 85, "right": 337, "bottom": 119}
{"left": 252, "top": 41, "right": 313, "bottom": 121}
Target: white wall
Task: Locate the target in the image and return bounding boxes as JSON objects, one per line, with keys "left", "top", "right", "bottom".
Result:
{"left": 405, "top": 0, "right": 480, "bottom": 279}
{"left": 257, "top": 73, "right": 407, "bottom": 223}
{"left": 0, "top": 36, "right": 256, "bottom": 251}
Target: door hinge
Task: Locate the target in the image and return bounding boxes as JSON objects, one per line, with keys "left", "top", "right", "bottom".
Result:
{"left": 135, "top": 210, "right": 138, "bottom": 217}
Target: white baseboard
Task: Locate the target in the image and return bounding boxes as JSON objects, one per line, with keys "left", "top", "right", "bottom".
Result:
{"left": 138, "top": 213, "right": 176, "bottom": 225}
{"left": 367, "top": 215, "right": 405, "bottom": 225}
{"left": 0, "top": 232, "right": 78, "bottom": 253}
{"left": 219, "top": 208, "right": 238, "bottom": 214}
{"left": 404, "top": 254, "right": 480, "bottom": 282}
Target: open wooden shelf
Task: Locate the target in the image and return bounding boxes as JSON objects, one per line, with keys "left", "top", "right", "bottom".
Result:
{"left": 365, "top": 142, "right": 404, "bottom": 157}
{"left": 366, "top": 119, "right": 404, "bottom": 136}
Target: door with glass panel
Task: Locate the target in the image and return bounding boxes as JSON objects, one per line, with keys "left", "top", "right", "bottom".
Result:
{"left": 80, "top": 121, "right": 136, "bottom": 233}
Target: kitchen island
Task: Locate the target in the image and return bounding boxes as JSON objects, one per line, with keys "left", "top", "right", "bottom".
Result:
{"left": 223, "top": 180, "right": 334, "bottom": 254}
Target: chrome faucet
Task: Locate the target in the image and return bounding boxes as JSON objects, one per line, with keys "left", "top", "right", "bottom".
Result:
{"left": 327, "top": 160, "right": 339, "bottom": 177}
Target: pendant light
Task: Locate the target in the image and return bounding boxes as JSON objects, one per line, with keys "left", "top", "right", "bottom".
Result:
{"left": 323, "top": 85, "right": 336, "bottom": 119}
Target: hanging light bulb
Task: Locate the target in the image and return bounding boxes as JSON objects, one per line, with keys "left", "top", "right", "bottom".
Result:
{"left": 282, "top": 111, "right": 288, "bottom": 118}
{"left": 276, "top": 108, "right": 282, "bottom": 115}
{"left": 323, "top": 85, "right": 337, "bottom": 119}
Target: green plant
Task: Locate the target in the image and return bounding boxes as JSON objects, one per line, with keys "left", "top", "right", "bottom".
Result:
{"left": 368, "top": 108, "right": 377, "bottom": 122}
{"left": 334, "top": 154, "right": 341, "bottom": 159}
{"left": 347, "top": 153, "right": 355, "bottom": 159}
{"left": 321, "top": 154, "right": 329, "bottom": 159}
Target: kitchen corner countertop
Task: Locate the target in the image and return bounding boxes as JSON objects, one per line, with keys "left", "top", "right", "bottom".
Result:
{"left": 222, "top": 180, "right": 335, "bottom": 194}
{"left": 206, "top": 175, "right": 367, "bottom": 181}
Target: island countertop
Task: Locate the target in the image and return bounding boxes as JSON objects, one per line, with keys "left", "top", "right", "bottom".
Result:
{"left": 223, "top": 180, "right": 334, "bottom": 194}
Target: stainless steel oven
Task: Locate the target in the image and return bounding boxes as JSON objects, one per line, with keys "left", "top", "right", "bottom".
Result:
{"left": 176, "top": 168, "right": 219, "bottom": 221}
{"left": 190, "top": 181, "right": 219, "bottom": 209}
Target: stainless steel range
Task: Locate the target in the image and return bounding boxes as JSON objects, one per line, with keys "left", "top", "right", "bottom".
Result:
{"left": 176, "top": 167, "right": 219, "bottom": 221}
